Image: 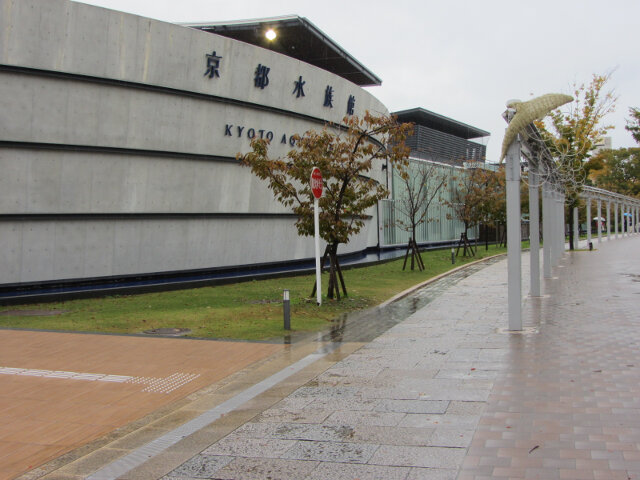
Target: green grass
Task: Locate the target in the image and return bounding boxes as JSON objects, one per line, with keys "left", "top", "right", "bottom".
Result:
{"left": 0, "top": 245, "right": 509, "bottom": 341}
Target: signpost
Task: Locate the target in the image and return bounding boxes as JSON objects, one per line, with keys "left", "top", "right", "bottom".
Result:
{"left": 311, "top": 167, "right": 323, "bottom": 306}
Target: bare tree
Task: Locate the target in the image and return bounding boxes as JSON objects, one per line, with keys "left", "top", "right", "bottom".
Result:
{"left": 394, "top": 159, "right": 448, "bottom": 270}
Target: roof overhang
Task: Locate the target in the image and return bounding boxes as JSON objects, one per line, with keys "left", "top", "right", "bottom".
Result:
{"left": 393, "top": 107, "right": 490, "bottom": 140}
{"left": 183, "top": 15, "right": 382, "bottom": 87}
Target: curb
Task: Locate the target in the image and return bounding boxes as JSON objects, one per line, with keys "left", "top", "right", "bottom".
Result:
{"left": 379, "top": 253, "right": 506, "bottom": 308}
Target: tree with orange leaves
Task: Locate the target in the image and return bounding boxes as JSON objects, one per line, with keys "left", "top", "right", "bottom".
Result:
{"left": 239, "top": 112, "right": 411, "bottom": 300}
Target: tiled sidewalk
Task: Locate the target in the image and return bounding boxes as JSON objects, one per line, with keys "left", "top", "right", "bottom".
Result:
{"left": 142, "top": 236, "right": 640, "bottom": 480}
{"left": 0, "top": 332, "right": 282, "bottom": 480}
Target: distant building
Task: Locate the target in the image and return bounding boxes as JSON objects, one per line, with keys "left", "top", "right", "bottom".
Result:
{"left": 393, "top": 108, "right": 490, "bottom": 166}
{"left": 593, "top": 136, "right": 612, "bottom": 154}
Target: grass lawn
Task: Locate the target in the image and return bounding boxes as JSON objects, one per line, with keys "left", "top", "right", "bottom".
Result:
{"left": 0, "top": 245, "right": 509, "bottom": 341}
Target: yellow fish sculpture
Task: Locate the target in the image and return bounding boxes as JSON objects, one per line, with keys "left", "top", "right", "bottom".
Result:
{"left": 500, "top": 93, "right": 573, "bottom": 161}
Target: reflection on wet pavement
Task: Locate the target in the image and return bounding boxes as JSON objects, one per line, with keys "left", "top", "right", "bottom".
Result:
{"left": 319, "top": 256, "right": 504, "bottom": 344}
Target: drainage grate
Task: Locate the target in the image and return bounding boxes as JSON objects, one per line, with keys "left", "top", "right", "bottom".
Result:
{"left": 142, "top": 328, "right": 191, "bottom": 336}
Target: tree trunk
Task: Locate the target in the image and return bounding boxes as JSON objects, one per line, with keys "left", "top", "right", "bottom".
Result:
{"left": 456, "top": 227, "right": 475, "bottom": 257}
{"left": 484, "top": 223, "right": 489, "bottom": 251}
{"left": 326, "top": 243, "right": 347, "bottom": 300}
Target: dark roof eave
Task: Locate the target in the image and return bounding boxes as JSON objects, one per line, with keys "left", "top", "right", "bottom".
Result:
{"left": 393, "top": 107, "right": 490, "bottom": 139}
{"left": 182, "top": 15, "right": 382, "bottom": 87}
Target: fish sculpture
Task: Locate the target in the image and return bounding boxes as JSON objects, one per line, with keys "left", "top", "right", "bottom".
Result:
{"left": 500, "top": 93, "right": 573, "bottom": 161}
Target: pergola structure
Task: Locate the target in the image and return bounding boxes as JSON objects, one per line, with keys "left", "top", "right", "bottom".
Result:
{"left": 503, "top": 116, "right": 640, "bottom": 331}
{"left": 580, "top": 186, "right": 640, "bottom": 248}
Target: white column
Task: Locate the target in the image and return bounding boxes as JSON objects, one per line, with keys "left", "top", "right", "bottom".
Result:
{"left": 586, "top": 198, "right": 592, "bottom": 247}
{"left": 550, "top": 190, "right": 557, "bottom": 266}
{"left": 606, "top": 201, "right": 611, "bottom": 240}
{"left": 543, "top": 183, "right": 552, "bottom": 278}
{"left": 561, "top": 194, "right": 566, "bottom": 253}
{"left": 597, "top": 200, "right": 602, "bottom": 244}
{"left": 615, "top": 202, "right": 619, "bottom": 239}
{"left": 557, "top": 193, "right": 565, "bottom": 263}
{"left": 552, "top": 191, "right": 560, "bottom": 266}
{"left": 624, "top": 204, "right": 627, "bottom": 236}
{"left": 573, "top": 206, "right": 579, "bottom": 249}
{"left": 506, "top": 137, "right": 522, "bottom": 331}
{"left": 529, "top": 170, "right": 540, "bottom": 296}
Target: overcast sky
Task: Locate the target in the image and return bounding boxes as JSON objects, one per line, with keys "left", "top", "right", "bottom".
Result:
{"left": 76, "top": 0, "right": 640, "bottom": 161}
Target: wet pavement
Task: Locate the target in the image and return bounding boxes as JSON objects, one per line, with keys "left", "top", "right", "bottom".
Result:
{"left": 17, "top": 235, "right": 640, "bottom": 480}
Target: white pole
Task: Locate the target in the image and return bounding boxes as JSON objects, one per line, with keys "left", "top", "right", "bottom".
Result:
{"left": 550, "top": 190, "right": 557, "bottom": 267}
{"left": 542, "top": 183, "right": 552, "bottom": 278}
{"left": 506, "top": 137, "right": 522, "bottom": 331}
{"left": 606, "top": 201, "right": 611, "bottom": 240}
{"left": 614, "top": 202, "right": 618, "bottom": 239}
{"left": 558, "top": 193, "right": 567, "bottom": 256}
{"left": 529, "top": 169, "right": 540, "bottom": 296}
{"left": 597, "top": 200, "right": 602, "bottom": 244}
{"left": 573, "top": 206, "right": 579, "bottom": 250}
{"left": 314, "top": 197, "right": 322, "bottom": 306}
{"left": 586, "top": 198, "right": 592, "bottom": 247}
{"left": 552, "top": 191, "right": 562, "bottom": 266}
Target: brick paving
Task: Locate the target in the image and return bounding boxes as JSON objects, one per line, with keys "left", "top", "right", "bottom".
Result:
{"left": 0, "top": 332, "right": 282, "bottom": 480}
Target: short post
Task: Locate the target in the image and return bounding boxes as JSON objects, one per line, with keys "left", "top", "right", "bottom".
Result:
{"left": 283, "top": 289, "right": 290, "bottom": 330}
{"left": 451, "top": 248, "right": 455, "bottom": 264}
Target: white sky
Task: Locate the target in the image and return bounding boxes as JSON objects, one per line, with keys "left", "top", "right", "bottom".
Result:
{"left": 76, "top": 0, "right": 640, "bottom": 161}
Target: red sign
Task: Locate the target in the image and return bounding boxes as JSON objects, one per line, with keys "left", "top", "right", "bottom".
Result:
{"left": 310, "top": 167, "right": 323, "bottom": 199}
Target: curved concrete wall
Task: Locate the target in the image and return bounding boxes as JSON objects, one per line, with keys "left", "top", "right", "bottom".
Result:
{"left": 0, "top": 0, "right": 388, "bottom": 285}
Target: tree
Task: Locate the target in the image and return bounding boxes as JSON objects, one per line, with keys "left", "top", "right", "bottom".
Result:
{"left": 626, "top": 107, "right": 640, "bottom": 144}
{"left": 589, "top": 148, "right": 640, "bottom": 198}
{"left": 535, "top": 73, "right": 617, "bottom": 249}
{"left": 586, "top": 106, "right": 640, "bottom": 199}
{"left": 239, "top": 112, "right": 411, "bottom": 300}
{"left": 480, "top": 167, "right": 507, "bottom": 246}
{"left": 446, "top": 167, "right": 496, "bottom": 256}
{"left": 394, "top": 159, "right": 448, "bottom": 270}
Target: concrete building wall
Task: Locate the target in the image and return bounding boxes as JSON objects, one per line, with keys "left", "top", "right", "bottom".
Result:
{"left": 0, "top": 0, "right": 387, "bottom": 285}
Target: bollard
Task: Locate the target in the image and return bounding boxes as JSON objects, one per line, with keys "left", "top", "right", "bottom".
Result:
{"left": 283, "top": 289, "right": 291, "bottom": 330}
{"left": 589, "top": 241, "right": 593, "bottom": 251}
{"left": 451, "top": 248, "right": 455, "bottom": 264}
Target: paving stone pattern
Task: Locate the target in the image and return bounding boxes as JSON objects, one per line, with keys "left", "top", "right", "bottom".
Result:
{"left": 163, "top": 238, "right": 640, "bottom": 480}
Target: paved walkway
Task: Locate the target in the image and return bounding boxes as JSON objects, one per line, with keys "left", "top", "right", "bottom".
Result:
{"left": 16, "top": 235, "right": 640, "bottom": 479}
{"left": 0, "top": 333, "right": 283, "bottom": 480}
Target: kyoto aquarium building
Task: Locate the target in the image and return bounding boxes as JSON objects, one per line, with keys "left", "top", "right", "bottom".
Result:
{"left": 0, "top": 1, "right": 391, "bottom": 291}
